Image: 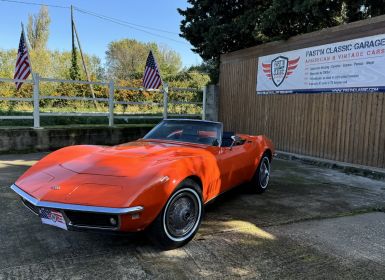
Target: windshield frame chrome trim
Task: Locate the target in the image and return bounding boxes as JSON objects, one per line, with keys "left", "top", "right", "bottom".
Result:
{"left": 143, "top": 119, "right": 223, "bottom": 147}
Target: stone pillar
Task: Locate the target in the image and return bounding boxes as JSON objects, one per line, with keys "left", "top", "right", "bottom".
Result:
{"left": 204, "top": 84, "right": 218, "bottom": 121}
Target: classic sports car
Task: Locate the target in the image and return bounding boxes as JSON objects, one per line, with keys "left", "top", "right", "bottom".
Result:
{"left": 11, "top": 119, "right": 274, "bottom": 249}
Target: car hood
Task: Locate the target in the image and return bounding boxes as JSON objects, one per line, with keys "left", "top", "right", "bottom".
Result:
{"left": 60, "top": 140, "right": 207, "bottom": 176}
{"left": 15, "top": 141, "right": 213, "bottom": 207}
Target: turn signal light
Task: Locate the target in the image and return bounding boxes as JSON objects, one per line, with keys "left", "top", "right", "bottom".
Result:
{"left": 110, "top": 217, "right": 117, "bottom": 226}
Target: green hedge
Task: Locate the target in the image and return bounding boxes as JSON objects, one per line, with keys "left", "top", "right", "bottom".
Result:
{"left": 0, "top": 78, "right": 203, "bottom": 127}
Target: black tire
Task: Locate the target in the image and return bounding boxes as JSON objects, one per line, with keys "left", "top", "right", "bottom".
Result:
{"left": 147, "top": 179, "right": 204, "bottom": 250}
{"left": 249, "top": 154, "right": 271, "bottom": 193}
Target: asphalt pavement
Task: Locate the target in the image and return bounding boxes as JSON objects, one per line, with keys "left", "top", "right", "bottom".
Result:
{"left": 1, "top": 152, "right": 385, "bottom": 279}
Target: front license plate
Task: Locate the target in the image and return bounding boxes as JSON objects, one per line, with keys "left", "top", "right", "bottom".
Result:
{"left": 39, "top": 208, "right": 68, "bottom": 230}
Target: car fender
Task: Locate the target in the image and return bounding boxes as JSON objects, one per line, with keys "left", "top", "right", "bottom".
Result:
{"left": 121, "top": 156, "right": 208, "bottom": 231}
{"left": 243, "top": 135, "right": 274, "bottom": 179}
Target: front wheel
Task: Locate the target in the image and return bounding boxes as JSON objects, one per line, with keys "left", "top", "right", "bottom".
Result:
{"left": 147, "top": 179, "right": 203, "bottom": 250}
{"left": 250, "top": 155, "right": 271, "bottom": 193}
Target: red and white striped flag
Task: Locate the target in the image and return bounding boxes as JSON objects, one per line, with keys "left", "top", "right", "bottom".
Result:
{"left": 143, "top": 50, "right": 162, "bottom": 89}
{"left": 14, "top": 29, "right": 32, "bottom": 90}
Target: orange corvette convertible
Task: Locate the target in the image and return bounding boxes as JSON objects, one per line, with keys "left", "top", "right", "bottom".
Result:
{"left": 11, "top": 119, "right": 274, "bottom": 249}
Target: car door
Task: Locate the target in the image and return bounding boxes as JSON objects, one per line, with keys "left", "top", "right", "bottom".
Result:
{"left": 215, "top": 141, "right": 255, "bottom": 192}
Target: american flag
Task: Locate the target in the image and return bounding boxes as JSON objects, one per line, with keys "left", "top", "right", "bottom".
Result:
{"left": 39, "top": 208, "right": 65, "bottom": 223}
{"left": 14, "top": 30, "right": 31, "bottom": 90}
{"left": 143, "top": 50, "right": 162, "bottom": 89}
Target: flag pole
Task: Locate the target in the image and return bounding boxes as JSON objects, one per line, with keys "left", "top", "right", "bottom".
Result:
{"left": 71, "top": 6, "right": 98, "bottom": 108}
{"left": 21, "top": 22, "right": 33, "bottom": 76}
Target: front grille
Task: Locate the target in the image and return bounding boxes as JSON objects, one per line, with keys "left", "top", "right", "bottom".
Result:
{"left": 22, "top": 199, "right": 39, "bottom": 215}
{"left": 64, "top": 210, "right": 119, "bottom": 229}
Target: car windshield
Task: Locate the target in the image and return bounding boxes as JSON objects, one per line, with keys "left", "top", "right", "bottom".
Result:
{"left": 143, "top": 119, "right": 222, "bottom": 146}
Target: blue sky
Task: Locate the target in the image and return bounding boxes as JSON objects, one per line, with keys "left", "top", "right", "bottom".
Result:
{"left": 0, "top": 0, "right": 202, "bottom": 67}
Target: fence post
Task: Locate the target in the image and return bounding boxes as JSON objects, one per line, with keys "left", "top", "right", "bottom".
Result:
{"left": 32, "top": 73, "right": 40, "bottom": 129}
{"left": 108, "top": 80, "right": 114, "bottom": 127}
{"left": 163, "top": 83, "right": 169, "bottom": 119}
{"left": 202, "top": 86, "right": 207, "bottom": 120}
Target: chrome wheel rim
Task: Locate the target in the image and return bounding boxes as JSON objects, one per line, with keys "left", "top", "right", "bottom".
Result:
{"left": 259, "top": 157, "right": 270, "bottom": 189}
{"left": 164, "top": 189, "right": 201, "bottom": 241}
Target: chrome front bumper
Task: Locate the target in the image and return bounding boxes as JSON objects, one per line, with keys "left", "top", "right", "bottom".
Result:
{"left": 10, "top": 184, "right": 144, "bottom": 231}
{"left": 10, "top": 184, "right": 143, "bottom": 214}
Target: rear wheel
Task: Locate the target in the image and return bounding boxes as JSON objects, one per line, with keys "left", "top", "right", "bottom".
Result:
{"left": 250, "top": 155, "right": 271, "bottom": 193}
{"left": 147, "top": 179, "right": 203, "bottom": 250}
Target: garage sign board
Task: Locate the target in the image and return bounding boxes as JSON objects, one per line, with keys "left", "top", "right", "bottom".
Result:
{"left": 256, "top": 34, "right": 385, "bottom": 94}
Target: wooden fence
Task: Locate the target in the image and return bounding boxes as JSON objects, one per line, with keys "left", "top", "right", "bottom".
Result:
{"left": 0, "top": 75, "right": 206, "bottom": 128}
{"left": 219, "top": 15, "right": 385, "bottom": 168}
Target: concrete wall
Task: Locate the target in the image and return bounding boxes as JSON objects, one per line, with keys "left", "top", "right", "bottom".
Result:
{"left": 0, "top": 125, "right": 153, "bottom": 154}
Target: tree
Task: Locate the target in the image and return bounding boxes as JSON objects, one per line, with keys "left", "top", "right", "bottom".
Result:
{"left": 106, "top": 39, "right": 151, "bottom": 80}
{"left": 105, "top": 39, "right": 182, "bottom": 81}
{"left": 255, "top": 0, "right": 385, "bottom": 40}
{"left": 188, "top": 61, "right": 217, "bottom": 84}
{"left": 178, "top": 0, "right": 385, "bottom": 83}
{"left": 342, "top": 0, "right": 385, "bottom": 22}
{"left": 157, "top": 44, "right": 183, "bottom": 78}
{"left": 255, "top": 0, "right": 343, "bottom": 42}
{"left": 0, "top": 49, "right": 17, "bottom": 78}
{"left": 69, "top": 45, "right": 80, "bottom": 80}
{"left": 0, "top": 48, "right": 102, "bottom": 80}
{"left": 178, "top": 0, "right": 268, "bottom": 83}
{"left": 168, "top": 70, "right": 211, "bottom": 88}
{"left": 27, "top": 5, "right": 51, "bottom": 50}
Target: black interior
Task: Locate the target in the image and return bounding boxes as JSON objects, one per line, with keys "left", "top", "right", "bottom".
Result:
{"left": 221, "top": 131, "right": 246, "bottom": 147}
{"left": 221, "top": 131, "right": 234, "bottom": 147}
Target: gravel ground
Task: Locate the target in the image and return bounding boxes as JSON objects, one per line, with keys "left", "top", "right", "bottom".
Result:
{"left": 1, "top": 153, "right": 385, "bottom": 279}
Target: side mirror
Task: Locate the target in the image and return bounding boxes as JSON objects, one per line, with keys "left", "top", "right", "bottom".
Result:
{"left": 229, "top": 135, "right": 242, "bottom": 150}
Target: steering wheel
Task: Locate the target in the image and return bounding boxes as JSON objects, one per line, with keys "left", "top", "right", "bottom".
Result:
{"left": 167, "top": 130, "right": 182, "bottom": 139}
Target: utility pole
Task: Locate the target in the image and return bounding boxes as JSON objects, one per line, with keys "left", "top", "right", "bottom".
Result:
{"left": 71, "top": 5, "right": 74, "bottom": 58}
{"left": 71, "top": 5, "right": 98, "bottom": 108}
{"left": 70, "top": 5, "right": 79, "bottom": 81}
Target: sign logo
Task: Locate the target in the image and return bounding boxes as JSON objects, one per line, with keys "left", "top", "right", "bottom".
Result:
{"left": 262, "top": 56, "right": 300, "bottom": 87}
